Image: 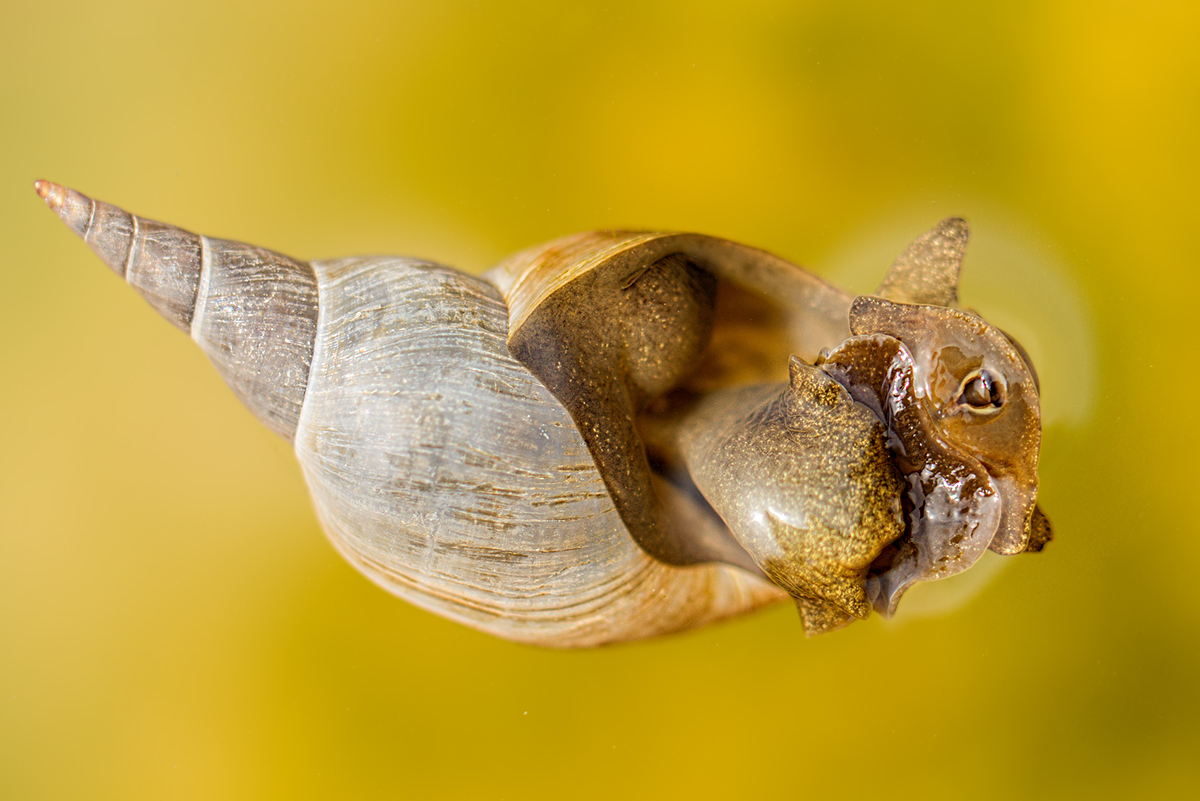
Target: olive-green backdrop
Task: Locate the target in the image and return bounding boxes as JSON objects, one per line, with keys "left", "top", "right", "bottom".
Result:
{"left": 2, "top": 1, "right": 1197, "bottom": 798}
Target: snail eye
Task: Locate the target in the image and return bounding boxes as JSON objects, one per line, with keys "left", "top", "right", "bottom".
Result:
{"left": 957, "top": 369, "right": 1006, "bottom": 412}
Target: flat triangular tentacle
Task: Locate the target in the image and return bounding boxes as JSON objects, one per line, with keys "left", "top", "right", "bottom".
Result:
{"left": 876, "top": 217, "right": 969, "bottom": 306}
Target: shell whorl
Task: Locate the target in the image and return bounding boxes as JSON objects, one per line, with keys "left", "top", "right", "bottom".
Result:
{"left": 36, "top": 181, "right": 318, "bottom": 441}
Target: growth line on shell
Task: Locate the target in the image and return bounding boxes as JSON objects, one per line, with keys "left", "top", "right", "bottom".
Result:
{"left": 190, "top": 235, "right": 213, "bottom": 344}
{"left": 124, "top": 214, "right": 139, "bottom": 281}
{"left": 85, "top": 196, "right": 96, "bottom": 241}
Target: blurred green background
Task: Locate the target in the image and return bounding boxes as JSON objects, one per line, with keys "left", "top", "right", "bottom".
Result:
{"left": 2, "top": 1, "right": 1197, "bottom": 798}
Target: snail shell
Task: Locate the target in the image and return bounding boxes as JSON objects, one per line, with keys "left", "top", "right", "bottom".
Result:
{"left": 35, "top": 181, "right": 1049, "bottom": 646}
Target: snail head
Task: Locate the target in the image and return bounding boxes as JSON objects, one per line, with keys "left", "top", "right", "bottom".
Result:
{"left": 819, "top": 218, "right": 1049, "bottom": 616}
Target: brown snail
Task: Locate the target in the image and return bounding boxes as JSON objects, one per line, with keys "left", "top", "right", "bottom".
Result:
{"left": 35, "top": 180, "right": 1050, "bottom": 647}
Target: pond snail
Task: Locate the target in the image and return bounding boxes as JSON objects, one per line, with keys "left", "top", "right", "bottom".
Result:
{"left": 35, "top": 180, "right": 1050, "bottom": 647}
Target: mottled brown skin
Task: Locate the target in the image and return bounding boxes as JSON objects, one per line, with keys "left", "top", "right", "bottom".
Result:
{"left": 819, "top": 334, "right": 1004, "bottom": 614}
{"left": 849, "top": 296, "right": 1046, "bottom": 557}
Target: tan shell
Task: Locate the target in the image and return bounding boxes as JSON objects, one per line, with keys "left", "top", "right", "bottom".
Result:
{"left": 35, "top": 181, "right": 1050, "bottom": 645}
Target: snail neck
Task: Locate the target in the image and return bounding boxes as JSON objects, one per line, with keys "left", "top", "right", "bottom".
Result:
{"left": 641, "top": 383, "right": 789, "bottom": 575}
{"left": 667, "top": 370, "right": 907, "bottom": 630}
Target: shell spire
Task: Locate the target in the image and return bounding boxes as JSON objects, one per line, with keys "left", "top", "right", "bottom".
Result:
{"left": 35, "top": 180, "right": 319, "bottom": 441}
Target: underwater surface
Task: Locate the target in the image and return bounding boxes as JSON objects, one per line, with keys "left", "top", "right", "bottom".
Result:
{"left": 1, "top": 1, "right": 1197, "bottom": 798}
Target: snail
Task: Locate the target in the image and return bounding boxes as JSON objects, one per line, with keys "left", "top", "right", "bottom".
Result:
{"left": 34, "top": 180, "right": 1050, "bottom": 647}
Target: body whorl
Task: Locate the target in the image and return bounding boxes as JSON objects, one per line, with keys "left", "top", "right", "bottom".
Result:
{"left": 294, "top": 256, "right": 785, "bottom": 647}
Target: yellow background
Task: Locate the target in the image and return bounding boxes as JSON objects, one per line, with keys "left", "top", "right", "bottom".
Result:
{"left": 2, "top": 1, "right": 1197, "bottom": 798}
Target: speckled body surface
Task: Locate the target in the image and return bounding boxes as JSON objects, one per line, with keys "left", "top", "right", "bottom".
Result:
{"left": 678, "top": 372, "right": 906, "bottom": 632}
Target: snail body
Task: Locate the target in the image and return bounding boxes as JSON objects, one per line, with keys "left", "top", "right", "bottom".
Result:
{"left": 36, "top": 181, "right": 1049, "bottom": 646}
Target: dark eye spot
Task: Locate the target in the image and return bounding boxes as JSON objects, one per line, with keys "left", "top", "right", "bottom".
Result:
{"left": 958, "top": 369, "right": 1006, "bottom": 412}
